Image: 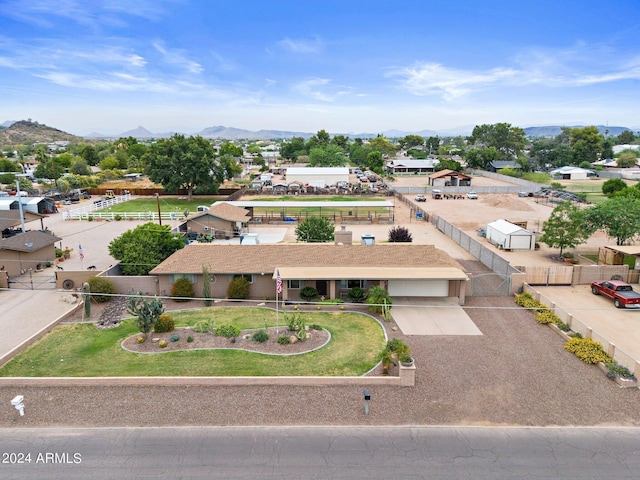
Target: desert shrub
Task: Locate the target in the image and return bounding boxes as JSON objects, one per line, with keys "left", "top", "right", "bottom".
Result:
{"left": 215, "top": 324, "right": 241, "bottom": 339}
{"left": 227, "top": 276, "right": 250, "bottom": 299}
{"left": 193, "top": 319, "right": 214, "bottom": 333}
{"left": 300, "top": 286, "right": 318, "bottom": 301}
{"left": 605, "top": 362, "right": 636, "bottom": 380}
{"left": 295, "top": 327, "right": 307, "bottom": 342}
{"left": 310, "top": 324, "right": 322, "bottom": 330}
{"left": 347, "top": 287, "right": 368, "bottom": 303}
{"left": 388, "top": 225, "right": 413, "bottom": 242}
{"left": 158, "top": 340, "right": 167, "bottom": 348}
{"left": 154, "top": 314, "right": 175, "bottom": 333}
{"left": 251, "top": 329, "right": 269, "bottom": 343}
{"left": 277, "top": 335, "right": 291, "bottom": 345}
{"left": 514, "top": 292, "right": 534, "bottom": 306}
{"left": 171, "top": 277, "right": 194, "bottom": 302}
{"left": 285, "top": 311, "right": 303, "bottom": 331}
{"left": 186, "top": 335, "right": 193, "bottom": 343}
{"left": 114, "top": 214, "right": 122, "bottom": 221}
{"left": 87, "top": 276, "right": 115, "bottom": 303}
{"left": 564, "top": 338, "right": 613, "bottom": 364}
{"left": 367, "top": 285, "right": 392, "bottom": 314}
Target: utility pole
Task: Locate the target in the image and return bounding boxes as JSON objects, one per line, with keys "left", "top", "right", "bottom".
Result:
{"left": 156, "top": 193, "right": 162, "bottom": 225}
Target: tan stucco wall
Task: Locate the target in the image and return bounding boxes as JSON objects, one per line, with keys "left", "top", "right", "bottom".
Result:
{"left": 0, "top": 245, "right": 57, "bottom": 277}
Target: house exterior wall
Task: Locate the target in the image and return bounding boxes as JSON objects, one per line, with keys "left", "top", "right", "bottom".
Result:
{"left": 286, "top": 173, "right": 349, "bottom": 186}
{"left": 1, "top": 245, "right": 57, "bottom": 277}
{"left": 186, "top": 217, "right": 234, "bottom": 237}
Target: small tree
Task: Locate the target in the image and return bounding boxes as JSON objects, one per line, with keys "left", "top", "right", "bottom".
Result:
{"left": 602, "top": 178, "right": 627, "bottom": 197}
{"left": 300, "top": 286, "right": 318, "bottom": 301}
{"left": 202, "top": 265, "right": 212, "bottom": 306}
{"left": 388, "top": 226, "right": 413, "bottom": 242}
{"left": 127, "top": 291, "right": 165, "bottom": 339}
{"left": 347, "top": 287, "right": 368, "bottom": 303}
{"left": 538, "top": 202, "right": 593, "bottom": 256}
{"left": 86, "top": 276, "right": 115, "bottom": 303}
{"left": 295, "top": 217, "right": 334, "bottom": 243}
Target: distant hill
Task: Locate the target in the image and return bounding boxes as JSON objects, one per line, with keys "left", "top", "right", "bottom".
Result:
{"left": 524, "top": 125, "right": 632, "bottom": 138}
{"left": 0, "top": 120, "right": 80, "bottom": 145}
{"left": 196, "top": 125, "right": 314, "bottom": 140}
{"left": 119, "top": 125, "right": 157, "bottom": 138}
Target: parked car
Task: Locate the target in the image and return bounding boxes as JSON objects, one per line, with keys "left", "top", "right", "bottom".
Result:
{"left": 466, "top": 191, "right": 478, "bottom": 199}
{"left": 415, "top": 194, "right": 426, "bottom": 202}
{"left": 591, "top": 280, "right": 640, "bottom": 308}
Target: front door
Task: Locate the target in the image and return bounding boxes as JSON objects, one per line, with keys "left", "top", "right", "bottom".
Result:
{"left": 316, "top": 280, "right": 328, "bottom": 297}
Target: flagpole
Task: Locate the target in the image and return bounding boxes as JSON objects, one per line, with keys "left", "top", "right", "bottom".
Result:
{"left": 275, "top": 267, "right": 279, "bottom": 334}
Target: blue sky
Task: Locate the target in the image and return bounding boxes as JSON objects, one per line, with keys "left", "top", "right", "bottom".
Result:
{"left": 1, "top": 0, "right": 640, "bottom": 136}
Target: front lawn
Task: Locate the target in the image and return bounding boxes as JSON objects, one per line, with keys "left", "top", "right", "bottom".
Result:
{"left": 104, "top": 197, "right": 225, "bottom": 214}
{"left": 0, "top": 307, "right": 386, "bottom": 377}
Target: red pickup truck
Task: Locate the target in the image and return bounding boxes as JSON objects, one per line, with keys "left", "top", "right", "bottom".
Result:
{"left": 591, "top": 280, "right": 640, "bottom": 309}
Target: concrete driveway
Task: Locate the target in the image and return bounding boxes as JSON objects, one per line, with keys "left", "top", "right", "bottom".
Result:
{"left": 390, "top": 297, "right": 483, "bottom": 335}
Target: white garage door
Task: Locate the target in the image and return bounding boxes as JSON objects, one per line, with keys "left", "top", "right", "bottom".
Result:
{"left": 387, "top": 279, "right": 449, "bottom": 297}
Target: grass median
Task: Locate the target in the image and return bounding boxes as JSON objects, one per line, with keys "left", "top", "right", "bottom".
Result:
{"left": 0, "top": 307, "right": 386, "bottom": 377}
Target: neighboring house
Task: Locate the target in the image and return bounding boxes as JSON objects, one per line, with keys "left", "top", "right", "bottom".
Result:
{"left": 549, "top": 166, "right": 596, "bottom": 180}
{"left": 485, "top": 219, "right": 536, "bottom": 251}
{"left": 0, "top": 230, "right": 62, "bottom": 276}
{"left": 150, "top": 244, "right": 469, "bottom": 304}
{"left": 428, "top": 169, "right": 471, "bottom": 187}
{"left": 285, "top": 167, "right": 350, "bottom": 188}
{"left": 175, "top": 202, "right": 250, "bottom": 239}
{"left": 487, "top": 160, "right": 521, "bottom": 173}
{"left": 385, "top": 158, "right": 440, "bottom": 175}
{"left": 612, "top": 144, "right": 640, "bottom": 155}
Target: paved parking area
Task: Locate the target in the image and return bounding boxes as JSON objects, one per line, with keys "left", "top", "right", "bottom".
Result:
{"left": 390, "top": 297, "right": 483, "bottom": 335}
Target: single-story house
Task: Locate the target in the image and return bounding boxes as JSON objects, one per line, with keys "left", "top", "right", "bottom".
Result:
{"left": 150, "top": 244, "right": 469, "bottom": 304}
{"left": 285, "top": 167, "right": 350, "bottom": 188}
{"left": 428, "top": 169, "right": 471, "bottom": 187}
{"left": 0, "top": 230, "right": 62, "bottom": 276}
{"left": 385, "top": 158, "right": 440, "bottom": 175}
{"left": 485, "top": 219, "right": 536, "bottom": 251}
{"left": 175, "top": 202, "right": 250, "bottom": 239}
{"left": 549, "top": 166, "right": 596, "bottom": 180}
{"left": 487, "top": 160, "right": 521, "bottom": 173}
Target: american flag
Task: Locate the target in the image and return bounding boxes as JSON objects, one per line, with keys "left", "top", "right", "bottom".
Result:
{"left": 276, "top": 268, "right": 282, "bottom": 294}
{"left": 78, "top": 244, "right": 84, "bottom": 261}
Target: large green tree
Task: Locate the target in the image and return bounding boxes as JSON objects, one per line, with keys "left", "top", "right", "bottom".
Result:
{"left": 616, "top": 150, "right": 638, "bottom": 168}
{"left": 295, "top": 217, "right": 334, "bottom": 243}
{"left": 569, "top": 126, "right": 603, "bottom": 163}
{"left": 467, "top": 123, "right": 526, "bottom": 160}
{"left": 308, "top": 145, "right": 346, "bottom": 167}
{"left": 108, "top": 222, "right": 185, "bottom": 275}
{"left": 584, "top": 197, "right": 640, "bottom": 245}
{"left": 144, "top": 134, "right": 223, "bottom": 201}
{"left": 538, "top": 202, "right": 593, "bottom": 255}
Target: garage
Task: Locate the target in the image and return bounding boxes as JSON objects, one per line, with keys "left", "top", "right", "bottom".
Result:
{"left": 485, "top": 219, "right": 536, "bottom": 251}
{"left": 388, "top": 279, "right": 449, "bottom": 297}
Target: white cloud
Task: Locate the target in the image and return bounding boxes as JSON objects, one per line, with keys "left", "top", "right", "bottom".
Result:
{"left": 153, "top": 42, "right": 203, "bottom": 74}
{"left": 293, "top": 78, "right": 353, "bottom": 102}
{"left": 275, "top": 36, "right": 323, "bottom": 54}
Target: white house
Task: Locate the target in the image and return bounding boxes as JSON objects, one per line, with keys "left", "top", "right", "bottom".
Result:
{"left": 549, "top": 166, "right": 596, "bottom": 180}
{"left": 285, "top": 167, "right": 350, "bottom": 188}
{"left": 485, "top": 219, "right": 536, "bottom": 251}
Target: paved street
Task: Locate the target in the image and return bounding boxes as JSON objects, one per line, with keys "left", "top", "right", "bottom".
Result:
{"left": 1, "top": 426, "right": 639, "bottom": 479}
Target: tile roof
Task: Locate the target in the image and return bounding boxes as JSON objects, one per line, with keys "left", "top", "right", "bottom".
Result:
{"left": 0, "top": 230, "right": 62, "bottom": 252}
{"left": 150, "top": 244, "right": 464, "bottom": 275}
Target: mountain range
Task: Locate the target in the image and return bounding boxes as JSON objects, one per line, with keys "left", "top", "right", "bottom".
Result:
{"left": 0, "top": 120, "right": 636, "bottom": 144}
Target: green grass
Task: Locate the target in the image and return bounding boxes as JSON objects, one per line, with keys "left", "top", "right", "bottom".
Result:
{"left": 0, "top": 307, "right": 386, "bottom": 377}
{"left": 582, "top": 254, "right": 636, "bottom": 268}
{"left": 103, "top": 197, "right": 225, "bottom": 214}
{"left": 251, "top": 195, "right": 387, "bottom": 202}
{"left": 248, "top": 196, "right": 390, "bottom": 216}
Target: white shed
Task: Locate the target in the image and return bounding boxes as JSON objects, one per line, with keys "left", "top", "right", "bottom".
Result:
{"left": 485, "top": 219, "right": 536, "bottom": 250}
{"left": 549, "top": 166, "right": 595, "bottom": 180}
{"left": 286, "top": 167, "right": 350, "bottom": 188}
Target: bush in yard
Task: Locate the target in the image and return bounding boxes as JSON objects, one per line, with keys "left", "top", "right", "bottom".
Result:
{"left": 227, "top": 276, "right": 250, "bottom": 299}
{"left": 300, "top": 286, "right": 318, "bottom": 301}
{"left": 536, "top": 310, "right": 559, "bottom": 325}
{"left": 186, "top": 335, "right": 194, "bottom": 343}
{"left": 295, "top": 216, "right": 334, "bottom": 243}
{"left": 347, "top": 287, "right": 368, "bottom": 303}
{"left": 193, "top": 319, "right": 214, "bottom": 333}
{"left": 605, "top": 362, "right": 636, "bottom": 380}
{"left": 251, "top": 329, "right": 269, "bottom": 343}
{"left": 154, "top": 314, "right": 175, "bottom": 333}
{"left": 171, "top": 277, "right": 194, "bottom": 302}
{"left": 277, "top": 335, "right": 291, "bottom": 345}
{"left": 215, "top": 324, "right": 241, "bottom": 339}
{"left": 367, "top": 285, "right": 392, "bottom": 313}
{"left": 86, "top": 276, "right": 115, "bottom": 303}
{"left": 388, "top": 226, "right": 413, "bottom": 242}
{"left": 564, "top": 337, "right": 613, "bottom": 364}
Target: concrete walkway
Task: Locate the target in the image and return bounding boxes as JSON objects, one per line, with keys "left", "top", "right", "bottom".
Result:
{"left": 390, "top": 297, "right": 483, "bottom": 335}
{"left": 0, "top": 290, "right": 78, "bottom": 365}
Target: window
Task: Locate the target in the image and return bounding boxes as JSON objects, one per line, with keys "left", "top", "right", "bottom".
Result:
{"left": 171, "top": 274, "right": 195, "bottom": 284}
{"left": 232, "top": 274, "right": 254, "bottom": 284}
{"left": 340, "top": 279, "right": 365, "bottom": 289}
{"left": 288, "top": 279, "right": 301, "bottom": 289}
